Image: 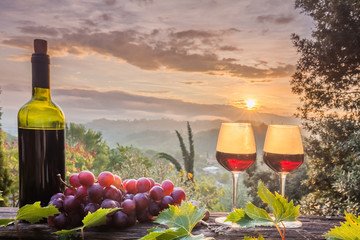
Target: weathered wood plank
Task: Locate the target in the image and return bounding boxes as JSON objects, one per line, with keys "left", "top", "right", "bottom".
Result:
{"left": 0, "top": 208, "right": 343, "bottom": 239}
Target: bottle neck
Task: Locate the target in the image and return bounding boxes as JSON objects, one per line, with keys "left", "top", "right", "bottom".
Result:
{"left": 32, "top": 87, "right": 51, "bottom": 100}
{"left": 32, "top": 53, "right": 50, "bottom": 89}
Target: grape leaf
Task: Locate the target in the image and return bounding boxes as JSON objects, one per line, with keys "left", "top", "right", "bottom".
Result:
{"left": 226, "top": 208, "right": 273, "bottom": 228}
{"left": 140, "top": 202, "right": 214, "bottom": 240}
{"left": 16, "top": 202, "right": 60, "bottom": 224}
{"left": 55, "top": 208, "right": 119, "bottom": 235}
{"left": 139, "top": 227, "right": 181, "bottom": 240}
{"left": 82, "top": 208, "right": 119, "bottom": 228}
{"left": 325, "top": 212, "right": 360, "bottom": 240}
{"left": 0, "top": 219, "right": 14, "bottom": 227}
{"left": 155, "top": 202, "right": 206, "bottom": 234}
{"left": 257, "top": 182, "right": 299, "bottom": 223}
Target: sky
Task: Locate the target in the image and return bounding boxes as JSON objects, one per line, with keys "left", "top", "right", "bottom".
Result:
{"left": 0, "top": 0, "right": 314, "bottom": 133}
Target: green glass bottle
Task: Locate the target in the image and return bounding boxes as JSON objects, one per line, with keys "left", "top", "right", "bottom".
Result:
{"left": 18, "top": 39, "right": 65, "bottom": 207}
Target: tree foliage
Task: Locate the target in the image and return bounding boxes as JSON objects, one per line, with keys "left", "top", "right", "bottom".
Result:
{"left": 291, "top": 0, "right": 360, "bottom": 215}
{"left": 66, "top": 123, "right": 109, "bottom": 174}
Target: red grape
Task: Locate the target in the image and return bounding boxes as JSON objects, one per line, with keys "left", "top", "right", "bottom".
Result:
{"left": 87, "top": 184, "right": 104, "bottom": 203}
{"left": 147, "top": 178, "right": 155, "bottom": 189}
{"left": 69, "top": 173, "right": 81, "bottom": 188}
{"left": 149, "top": 201, "right": 161, "bottom": 216}
{"left": 98, "top": 171, "right": 115, "bottom": 187}
{"left": 78, "top": 171, "right": 95, "bottom": 187}
{"left": 84, "top": 203, "right": 100, "bottom": 214}
{"left": 133, "top": 193, "right": 149, "bottom": 210}
{"left": 113, "top": 211, "right": 129, "bottom": 228}
{"left": 51, "top": 193, "right": 65, "bottom": 201}
{"left": 149, "top": 186, "right": 164, "bottom": 201}
{"left": 64, "top": 188, "right": 76, "bottom": 196}
{"left": 104, "top": 186, "right": 122, "bottom": 202}
{"left": 101, "top": 199, "right": 120, "bottom": 209}
{"left": 113, "top": 175, "right": 122, "bottom": 189}
{"left": 49, "top": 198, "right": 64, "bottom": 211}
{"left": 53, "top": 213, "right": 68, "bottom": 229}
{"left": 121, "top": 199, "right": 136, "bottom": 215}
{"left": 161, "top": 195, "right": 174, "bottom": 209}
{"left": 74, "top": 186, "right": 88, "bottom": 201}
{"left": 64, "top": 195, "right": 80, "bottom": 213}
{"left": 137, "top": 208, "right": 151, "bottom": 222}
{"left": 136, "top": 177, "right": 151, "bottom": 193}
{"left": 161, "top": 180, "right": 174, "bottom": 196}
{"left": 123, "top": 193, "right": 134, "bottom": 200}
{"left": 123, "top": 179, "right": 129, "bottom": 189}
{"left": 125, "top": 179, "right": 137, "bottom": 194}
{"left": 171, "top": 187, "right": 186, "bottom": 204}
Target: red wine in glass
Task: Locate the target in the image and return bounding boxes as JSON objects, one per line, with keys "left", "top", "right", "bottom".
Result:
{"left": 263, "top": 152, "right": 304, "bottom": 173}
{"left": 216, "top": 151, "right": 256, "bottom": 172}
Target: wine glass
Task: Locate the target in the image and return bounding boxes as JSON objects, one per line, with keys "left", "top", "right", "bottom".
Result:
{"left": 263, "top": 124, "right": 304, "bottom": 227}
{"left": 216, "top": 123, "right": 256, "bottom": 211}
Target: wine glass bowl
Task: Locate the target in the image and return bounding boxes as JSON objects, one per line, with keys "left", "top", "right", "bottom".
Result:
{"left": 263, "top": 124, "right": 304, "bottom": 177}
{"left": 216, "top": 123, "right": 256, "bottom": 210}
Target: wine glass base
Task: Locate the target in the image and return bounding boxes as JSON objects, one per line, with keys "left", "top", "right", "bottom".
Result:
{"left": 214, "top": 217, "right": 241, "bottom": 228}
{"left": 281, "top": 220, "right": 302, "bottom": 228}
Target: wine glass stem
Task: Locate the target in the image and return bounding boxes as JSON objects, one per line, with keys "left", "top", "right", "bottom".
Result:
{"left": 280, "top": 173, "right": 287, "bottom": 197}
{"left": 232, "top": 172, "right": 240, "bottom": 209}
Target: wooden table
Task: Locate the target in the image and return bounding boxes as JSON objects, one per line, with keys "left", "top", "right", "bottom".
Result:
{"left": 0, "top": 208, "right": 342, "bottom": 239}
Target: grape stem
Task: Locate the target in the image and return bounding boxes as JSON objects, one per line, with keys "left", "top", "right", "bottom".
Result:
{"left": 57, "top": 174, "right": 76, "bottom": 191}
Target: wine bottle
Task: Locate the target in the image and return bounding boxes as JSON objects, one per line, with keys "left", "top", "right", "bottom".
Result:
{"left": 18, "top": 39, "right": 65, "bottom": 207}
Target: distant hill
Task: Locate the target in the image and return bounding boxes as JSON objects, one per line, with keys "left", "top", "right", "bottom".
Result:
{"left": 85, "top": 114, "right": 298, "bottom": 155}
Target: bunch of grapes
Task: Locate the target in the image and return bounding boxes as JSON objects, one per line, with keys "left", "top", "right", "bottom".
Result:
{"left": 47, "top": 171, "right": 186, "bottom": 230}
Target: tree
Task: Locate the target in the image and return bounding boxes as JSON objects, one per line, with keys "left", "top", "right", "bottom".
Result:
{"left": 291, "top": 0, "right": 360, "bottom": 215}
{"left": 158, "top": 122, "right": 195, "bottom": 180}
{"left": 66, "top": 123, "right": 110, "bottom": 174}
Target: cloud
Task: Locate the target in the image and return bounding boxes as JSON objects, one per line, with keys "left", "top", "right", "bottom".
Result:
{"left": 18, "top": 25, "right": 59, "bottom": 37}
{"left": 2, "top": 27, "right": 295, "bottom": 78}
{"left": 180, "top": 81, "right": 204, "bottom": 85}
{"left": 136, "top": 90, "right": 171, "bottom": 94}
{"left": 218, "top": 45, "right": 241, "bottom": 51}
{"left": 256, "top": 14, "right": 295, "bottom": 24}
{"left": 170, "top": 30, "right": 217, "bottom": 39}
{"left": 249, "top": 79, "right": 272, "bottom": 83}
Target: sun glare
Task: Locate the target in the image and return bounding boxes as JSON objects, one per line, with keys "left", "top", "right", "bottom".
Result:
{"left": 245, "top": 99, "right": 256, "bottom": 110}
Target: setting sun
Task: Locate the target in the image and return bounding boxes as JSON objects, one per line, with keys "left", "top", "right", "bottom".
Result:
{"left": 245, "top": 99, "right": 256, "bottom": 110}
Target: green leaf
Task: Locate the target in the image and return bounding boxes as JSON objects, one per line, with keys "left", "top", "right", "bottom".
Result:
{"left": 257, "top": 182, "right": 300, "bottom": 223}
{"left": 16, "top": 202, "right": 60, "bottom": 224}
{"left": 55, "top": 226, "right": 83, "bottom": 235}
{"left": 155, "top": 202, "right": 205, "bottom": 235}
{"left": 226, "top": 208, "right": 273, "bottom": 228}
{"left": 325, "top": 212, "right": 360, "bottom": 240}
{"left": 244, "top": 202, "right": 273, "bottom": 223}
{"left": 0, "top": 218, "right": 14, "bottom": 227}
{"left": 82, "top": 207, "right": 119, "bottom": 228}
{"left": 139, "top": 227, "right": 180, "bottom": 240}
{"left": 141, "top": 202, "right": 209, "bottom": 240}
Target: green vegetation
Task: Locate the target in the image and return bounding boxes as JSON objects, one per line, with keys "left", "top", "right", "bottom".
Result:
{"left": 291, "top": 0, "right": 360, "bottom": 216}
{"left": 0, "top": 102, "right": 12, "bottom": 207}
{"left": 158, "top": 121, "right": 195, "bottom": 180}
